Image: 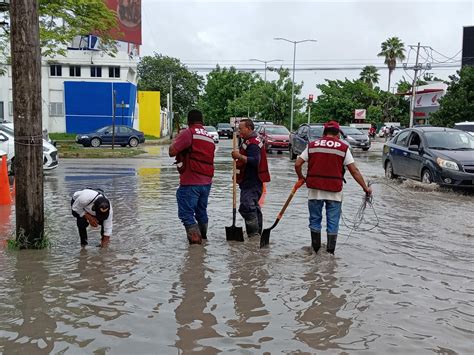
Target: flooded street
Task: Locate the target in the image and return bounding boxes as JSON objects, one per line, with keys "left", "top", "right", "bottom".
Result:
{"left": 0, "top": 140, "right": 473, "bottom": 354}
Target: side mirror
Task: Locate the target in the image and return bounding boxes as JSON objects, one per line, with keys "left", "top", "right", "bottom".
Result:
{"left": 104, "top": 131, "right": 110, "bottom": 135}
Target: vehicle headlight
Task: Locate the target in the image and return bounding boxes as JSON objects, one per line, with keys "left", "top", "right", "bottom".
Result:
{"left": 80, "top": 135, "right": 89, "bottom": 139}
{"left": 437, "top": 158, "right": 459, "bottom": 171}
{"left": 347, "top": 136, "right": 356, "bottom": 142}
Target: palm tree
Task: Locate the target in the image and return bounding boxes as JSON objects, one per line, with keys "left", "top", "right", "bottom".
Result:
{"left": 378, "top": 37, "right": 406, "bottom": 91}
{"left": 359, "top": 65, "right": 380, "bottom": 88}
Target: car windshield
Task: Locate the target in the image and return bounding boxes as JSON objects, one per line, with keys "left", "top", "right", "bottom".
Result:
{"left": 204, "top": 126, "right": 217, "bottom": 132}
{"left": 309, "top": 126, "right": 324, "bottom": 139}
{"left": 342, "top": 127, "right": 363, "bottom": 135}
{"left": 218, "top": 123, "right": 230, "bottom": 128}
{"left": 265, "top": 126, "right": 289, "bottom": 135}
{"left": 425, "top": 131, "right": 474, "bottom": 150}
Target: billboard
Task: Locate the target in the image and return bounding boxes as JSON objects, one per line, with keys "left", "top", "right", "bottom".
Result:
{"left": 462, "top": 26, "right": 474, "bottom": 67}
{"left": 105, "top": 0, "right": 142, "bottom": 45}
{"left": 354, "top": 109, "right": 366, "bottom": 120}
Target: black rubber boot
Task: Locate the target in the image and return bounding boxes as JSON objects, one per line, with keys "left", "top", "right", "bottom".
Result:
{"left": 327, "top": 233, "right": 338, "bottom": 254}
{"left": 185, "top": 224, "right": 202, "bottom": 245}
{"left": 77, "top": 218, "right": 89, "bottom": 246}
{"left": 256, "top": 209, "right": 263, "bottom": 235}
{"left": 245, "top": 217, "right": 260, "bottom": 238}
{"left": 311, "top": 230, "right": 321, "bottom": 254}
{"left": 198, "top": 223, "right": 208, "bottom": 240}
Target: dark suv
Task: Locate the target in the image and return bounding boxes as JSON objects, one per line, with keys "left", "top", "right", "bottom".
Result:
{"left": 382, "top": 127, "right": 474, "bottom": 187}
{"left": 217, "top": 123, "right": 233, "bottom": 138}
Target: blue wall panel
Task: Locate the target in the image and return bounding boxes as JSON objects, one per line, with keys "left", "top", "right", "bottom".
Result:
{"left": 65, "top": 81, "right": 137, "bottom": 133}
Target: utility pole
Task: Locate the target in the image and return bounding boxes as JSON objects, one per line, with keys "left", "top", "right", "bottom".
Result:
{"left": 10, "top": 0, "right": 44, "bottom": 247}
{"left": 409, "top": 42, "right": 421, "bottom": 128}
{"left": 307, "top": 94, "right": 313, "bottom": 124}
{"left": 112, "top": 90, "right": 116, "bottom": 150}
{"left": 249, "top": 59, "right": 282, "bottom": 81}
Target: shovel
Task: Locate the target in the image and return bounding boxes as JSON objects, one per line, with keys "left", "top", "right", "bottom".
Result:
{"left": 260, "top": 179, "right": 305, "bottom": 248}
{"left": 225, "top": 130, "right": 244, "bottom": 242}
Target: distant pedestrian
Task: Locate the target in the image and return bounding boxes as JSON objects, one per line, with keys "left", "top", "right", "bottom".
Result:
{"left": 231, "top": 119, "right": 270, "bottom": 238}
{"left": 71, "top": 188, "right": 112, "bottom": 247}
{"left": 169, "top": 109, "right": 215, "bottom": 244}
{"left": 294, "top": 120, "right": 372, "bottom": 255}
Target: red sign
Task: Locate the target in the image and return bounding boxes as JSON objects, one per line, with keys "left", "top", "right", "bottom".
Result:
{"left": 308, "top": 94, "right": 314, "bottom": 102}
{"left": 105, "top": 0, "right": 142, "bottom": 45}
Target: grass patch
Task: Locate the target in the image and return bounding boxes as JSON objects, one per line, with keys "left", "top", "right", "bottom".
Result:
{"left": 7, "top": 229, "right": 52, "bottom": 250}
{"left": 144, "top": 134, "right": 160, "bottom": 140}
{"left": 49, "top": 132, "right": 76, "bottom": 141}
{"left": 58, "top": 142, "right": 146, "bottom": 158}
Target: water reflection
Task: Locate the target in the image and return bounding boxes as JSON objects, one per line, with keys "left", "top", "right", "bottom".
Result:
{"left": 294, "top": 259, "right": 352, "bottom": 351}
{"left": 227, "top": 242, "right": 269, "bottom": 347}
{"left": 2, "top": 251, "right": 56, "bottom": 354}
{"left": 174, "top": 246, "right": 221, "bottom": 353}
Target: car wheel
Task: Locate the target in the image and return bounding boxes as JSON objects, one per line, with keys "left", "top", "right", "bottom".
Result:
{"left": 129, "top": 137, "right": 139, "bottom": 147}
{"left": 385, "top": 161, "right": 397, "bottom": 179}
{"left": 421, "top": 169, "right": 433, "bottom": 184}
{"left": 90, "top": 137, "right": 101, "bottom": 148}
{"left": 290, "top": 146, "right": 297, "bottom": 160}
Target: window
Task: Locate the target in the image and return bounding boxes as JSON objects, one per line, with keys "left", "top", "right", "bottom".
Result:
{"left": 119, "top": 126, "right": 132, "bottom": 134}
{"left": 69, "top": 66, "right": 81, "bottom": 77}
{"left": 90, "top": 66, "right": 102, "bottom": 78}
{"left": 49, "top": 102, "right": 64, "bottom": 117}
{"left": 8, "top": 101, "right": 13, "bottom": 116}
{"left": 395, "top": 130, "right": 411, "bottom": 147}
{"left": 108, "top": 66, "right": 120, "bottom": 78}
{"left": 409, "top": 133, "right": 421, "bottom": 147}
{"left": 50, "top": 65, "right": 62, "bottom": 77}
{"left": 0, "top": 101, "right": 4, "bottom": 120}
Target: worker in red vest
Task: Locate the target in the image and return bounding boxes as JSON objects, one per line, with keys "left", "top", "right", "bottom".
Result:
{"left": 294, "top": 120, "right": 372, "bottom": 255}
{"left": 231, "top": 119, "right": 270, "bottom": 238}
{"left": 169, "top": 110, "right": 216, "bottom": 245}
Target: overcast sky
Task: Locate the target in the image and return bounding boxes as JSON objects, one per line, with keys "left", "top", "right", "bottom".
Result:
{"left": 141, "top": 0, "right": 473, "bottom": 98}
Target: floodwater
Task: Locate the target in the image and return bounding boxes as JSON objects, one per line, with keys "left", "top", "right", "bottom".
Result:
{"left": 0, "top": 139, "right": 473, "bottom": 354}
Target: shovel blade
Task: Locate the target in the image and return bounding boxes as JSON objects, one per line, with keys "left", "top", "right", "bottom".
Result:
{"left": 226, "top": 225, "right": 244, "bottom": 242}
{"left": 260, "top": 228, "right": 271, "bottom": 248}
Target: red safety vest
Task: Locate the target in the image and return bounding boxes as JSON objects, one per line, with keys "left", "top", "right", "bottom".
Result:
{"left": 236, "top": 135, "right": 271, "bottom": 184}
{"left": 177, "top": 125, "right": 215, "bottom": 178}
{"left": 306, "top": 136, "right": 348, "bottom": 192}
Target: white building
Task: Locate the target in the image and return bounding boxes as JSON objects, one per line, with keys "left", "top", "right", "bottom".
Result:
{"left": 0, "top": 37, "right": 139, "bottom": 133}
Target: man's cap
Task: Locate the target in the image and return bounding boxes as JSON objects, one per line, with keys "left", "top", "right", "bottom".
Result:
{"left": 93, "top": 196, "right": 110, "bottom": 220}
{"left": 324, "top": 120, "right": 340, "bottom": 131}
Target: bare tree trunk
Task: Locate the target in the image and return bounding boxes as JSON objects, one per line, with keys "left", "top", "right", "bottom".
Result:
{"left": 10, "top": 0, "right": 44, "bottom": 247}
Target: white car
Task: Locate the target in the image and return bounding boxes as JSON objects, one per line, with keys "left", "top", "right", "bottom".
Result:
{"left": 454, "top": 121, "right": 474, "bottom": 135}
{"left": 204, "top": 126, "right": 219, "bottom": 143}
{"left": 0, "top": 124, "right": 58, "bottom": 172}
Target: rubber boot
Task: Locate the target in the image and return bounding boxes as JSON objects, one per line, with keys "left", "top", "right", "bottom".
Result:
{"left": 311, "top": 230, "right": 321, "bottom": 254}
{"left": 77, "top": 220, "right": 88, "bottom": 247}
{"left": 185, "top": 224, "right": 202, "bottom": 245}
{"left": 198, "top": 223, "right": 208, "bottom": 240}
{"left": 245, "top": 217, "right": 260, "bottom": 238}
{"left": 327, "top": 233, "right": 338, "bottom": 254}
{"left": 256, "top": 209, "right": 263, "bottom": 235}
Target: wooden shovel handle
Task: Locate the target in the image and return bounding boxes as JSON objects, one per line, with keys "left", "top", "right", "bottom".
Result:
{"left": 277, "top": 179, "right": 305, "bottom": 220}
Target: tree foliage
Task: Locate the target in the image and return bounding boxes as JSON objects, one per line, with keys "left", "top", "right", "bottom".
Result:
{"left": 227, "top": 68, "right": 304, "bottom": 127}
{"left": 378, "top": 37, "right": 406, "bottom": 91}
{"left": 0, "top": 0, "right": 118, "bottom": 60}
{"left": 430, "top": 66, "right": 474, "bottom": 127}
{"left": 311, "top": 78, "right": 410, "bottom": 126}
{"left": 198, "top": 66, "right": 257, "bottom": 126}
{"left": 359, "top": 65, "right": 380, "bottom": 88}
{"left": 138, "top": 53, "right": 204, "bottom": 121}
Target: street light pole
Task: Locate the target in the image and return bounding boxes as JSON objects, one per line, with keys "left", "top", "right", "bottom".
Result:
{"left": 274, "top": 37, "right": 317, "bottom": 131}
{"left": 249, "top": 58, "right": 282, "bottom": 81}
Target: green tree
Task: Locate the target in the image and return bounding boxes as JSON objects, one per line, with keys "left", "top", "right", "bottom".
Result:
{"left": 138, "top": 54, "right": 203, "bottom": 124}
{"left": 359, "top": 65, "right": 380, "bottom": 88}
{"left": 198, "top": 66, "right": 256, "bottom": 126}
{"left": 430, "top": 66, "right": 474, "bottom": 127}
{"left": 378, "top": 37, "right": 406, "bottom": 92}
{"left": 228, "top": 68, "right": 304, "bottom": 127}
{"left": 0, "top": 0, "right": 118, "bottom": 58}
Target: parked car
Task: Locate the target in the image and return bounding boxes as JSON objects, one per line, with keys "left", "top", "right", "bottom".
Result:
{"left": 257, "top": 125, "right": 290, "bottom": 153}
{"left": 382, "top": 127, "right": 474, "bottom": 188}
{"left": 204, "top": 126, "right": 219, "bottom": 143}
{"left": 454, "top": 121, "right": 474, "bottom": 135}
{"left": 0, "top": 124, "right": 58, "bottom": 172}
{"left": 76, "top": 125, "right": 145, "bottom": 147}
{"left": 289, "top": 123, "right": 352, "bottom": 160}
{"left": 217, "top": 123, "right": 233, "bottom": 138}
{"left": 340, "top": 126, "right": 371, "bottom": 151}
